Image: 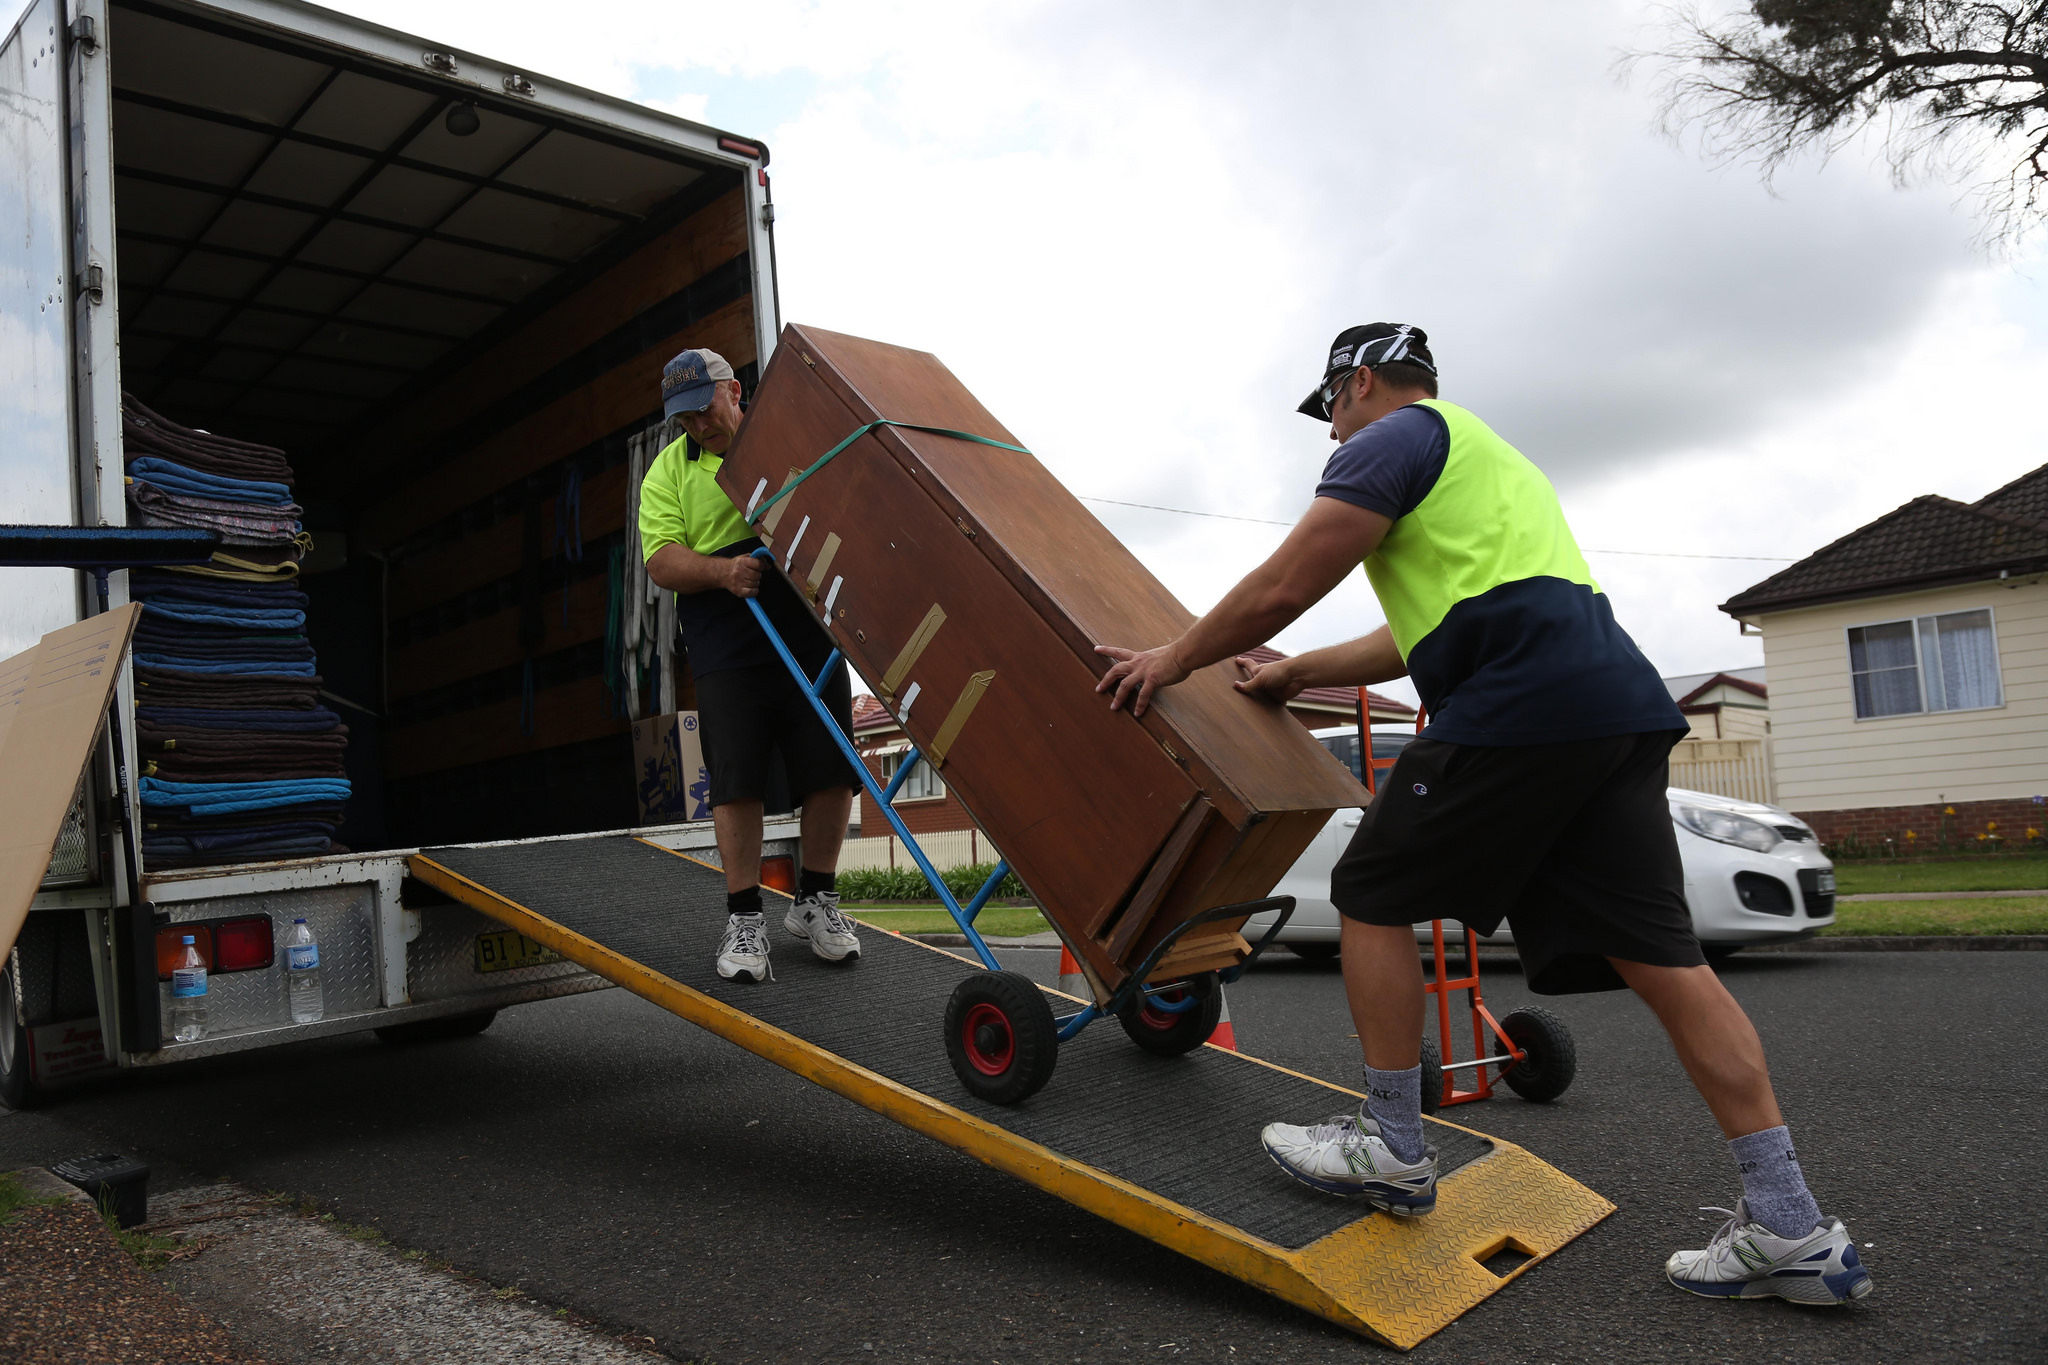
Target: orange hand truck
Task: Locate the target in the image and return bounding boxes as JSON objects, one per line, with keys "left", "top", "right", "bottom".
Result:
{"left": 1356, "top": 691, "right": 1577, "bottom": 1115}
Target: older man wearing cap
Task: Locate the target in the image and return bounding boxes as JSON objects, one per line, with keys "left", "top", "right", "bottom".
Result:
{"left": 1093, "top": 325, "right": 1870, "bottom": 1307}
{"left": 638, "top": 348, "right": 862, "bottom": 982}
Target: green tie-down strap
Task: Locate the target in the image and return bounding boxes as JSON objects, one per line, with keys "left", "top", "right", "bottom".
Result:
{"left": 744, "top": 419, "right": 1032, "bottom": 527}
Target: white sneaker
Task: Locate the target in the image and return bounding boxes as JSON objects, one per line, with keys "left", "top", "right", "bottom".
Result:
{"left": 1665, "top": 1199, "right": 1873, "bottom": 1304}
{"left": 716, "top": 913, "right": 770, "bottom": 983}
{"left": 785, "top": 890, "right": 861, "bottom": 962}
{"left": 1260, "top": 1104, "right": 1437, "bottom": 1215}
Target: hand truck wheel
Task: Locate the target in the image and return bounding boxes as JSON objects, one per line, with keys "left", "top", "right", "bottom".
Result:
{"left": 1494, "top": 1007, "right": 1577, "bottom": 1103}
{"left": 1417, "top": 1033, "right": 1443, "bottom": 1115}
{"left": 945, "top": 971, "right": 1059, "bottom": 1105}
{"left": 1116, "top": 972, "right": 1223, "bottom": 1056}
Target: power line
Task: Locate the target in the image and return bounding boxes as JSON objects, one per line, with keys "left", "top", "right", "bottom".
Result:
{"left": 1076, "top": 495, "right": 1795, "bottom": 562}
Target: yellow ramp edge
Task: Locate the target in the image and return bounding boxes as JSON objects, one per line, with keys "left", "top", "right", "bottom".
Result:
{"left": 410, "top": 847, "right": 1613, "bottom": 1350}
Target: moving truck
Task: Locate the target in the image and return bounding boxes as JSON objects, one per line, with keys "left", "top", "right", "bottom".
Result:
{"left": 0, "top": 0, "right": 800, "bottom": 1104}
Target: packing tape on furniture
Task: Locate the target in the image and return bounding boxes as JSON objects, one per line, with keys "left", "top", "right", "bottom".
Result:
{"left": 928, "top": 670, "right": 995, "bottom": 768}
{"left": 881, "top": 604, "right": 945, "bottom": 699}
{"left": 760, "top": 468, "right": 802, "bottom": 537}
{"left": 806, "top": 533, "right": 841, "bottom": 600}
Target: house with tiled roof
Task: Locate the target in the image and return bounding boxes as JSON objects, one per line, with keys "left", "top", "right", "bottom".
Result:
{"left": 1719, "top": 464, "right": 2048, "bottom": 849}
{"left": 845, "top": 653, "right": 1415, "bottom": 844}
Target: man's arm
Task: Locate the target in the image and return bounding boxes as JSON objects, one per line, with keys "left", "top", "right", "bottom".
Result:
{"left": 1231, "top": 625, "right": 1405, "bottom": 704}
{"left": 1094, "top": 497, "right": 1392, "bottom": 716}
{"left": 647, "top": 542, "right": 762, "bottom": 597}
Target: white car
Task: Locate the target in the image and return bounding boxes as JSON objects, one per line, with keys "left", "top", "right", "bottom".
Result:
{"left": 1250, "top": 738, "right": 1836, "bottom": 962}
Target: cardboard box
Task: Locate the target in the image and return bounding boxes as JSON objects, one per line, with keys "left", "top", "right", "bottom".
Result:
{"left": 631, "top": 712, "right": 712, "bottom": 825}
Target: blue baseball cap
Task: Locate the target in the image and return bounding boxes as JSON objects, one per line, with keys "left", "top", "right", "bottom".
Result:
{"left": 662, "top": 348, "right": 736, "bottom": 418}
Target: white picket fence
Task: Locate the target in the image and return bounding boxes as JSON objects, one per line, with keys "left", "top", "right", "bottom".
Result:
{"left": 1668, "top": 738, "right": 1775, "bottom": 805}
{"left": 839, "top": 827, "right": 1000, "bottom": 871}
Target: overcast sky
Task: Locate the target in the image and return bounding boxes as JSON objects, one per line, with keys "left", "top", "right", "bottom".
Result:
{"left": 20, "top": 0, "right": 2048, "bottom": 705}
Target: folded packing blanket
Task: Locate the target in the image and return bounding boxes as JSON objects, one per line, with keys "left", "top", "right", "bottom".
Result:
{"left": 134, "top": 655, "right": 317, "bottom": 676}
{"left": 141, "top": 834, "right": 336, "bottom": 858}
{"left": 132, "top": 632, "right": 314, "bottom": 661}
{"left": 141, "top": 776, "right": 352, "bottom": 815}
{"left": 132, "top": 670, "right": 322, "bottom": 709}
{"left": 139, "top": 600, "right": 306, "bottom": 630}
{"left": 126, "top": 458, "right": 293, "bottom": 506}
{"left": 161, "top": 553, "right": 301, "bottom": 582}
{"left": 145, "top": 804, "right": 345, "bottom": 831}
{"left": 130, "top": 572, "right": 307, "bottom": 608}
{"left": 128, "top": 481, "right": 304, "bottom": 544}
{"left": 123, "top": 393, "right": 295, "bottom": 484}
{"left": 148, "top": 761, "right": 349, "bottom": 783}
{"left": 136, "top": 728, "right": 347, "bottom": 753}
{"left": 137, "top": 705, "right": 343, "bottom": 733}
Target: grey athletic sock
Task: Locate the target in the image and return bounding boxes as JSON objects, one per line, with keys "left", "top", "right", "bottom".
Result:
{"left": 1730, "top": 1125, "right": 1823, "bottom": 1239}
{"left": 1361, "top": 1065, "right": 1426, "bottom": 1164}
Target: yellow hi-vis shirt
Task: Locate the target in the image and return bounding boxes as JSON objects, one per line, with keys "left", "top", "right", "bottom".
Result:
{"left": 637, "top": 433, "right": 752, "bottom": 560}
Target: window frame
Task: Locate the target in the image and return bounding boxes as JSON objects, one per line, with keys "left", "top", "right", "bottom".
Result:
{"left": 877, "top": 746, "right": 947, "bottom": 803}
{"left": 1844, "top": 606, "right": 2005, "bottom": 722}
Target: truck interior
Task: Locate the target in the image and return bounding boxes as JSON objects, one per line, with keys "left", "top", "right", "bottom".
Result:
{"left": 105, "top": 0, "right": 762, "bottom": 857}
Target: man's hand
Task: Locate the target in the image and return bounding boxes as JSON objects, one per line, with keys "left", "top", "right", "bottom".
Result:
{"left": 1233, "top": 653, "right": 1306, "bottom": 703}
{"left": 724, "top": 554, "right": 764, "bottom": 599}
{"left": 1093, "top": 643, "right": 1189, "bottom": 717}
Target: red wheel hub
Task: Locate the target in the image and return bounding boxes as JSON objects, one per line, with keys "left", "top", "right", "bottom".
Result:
{"left": 1138, "top": 986, "right": 1190, "bottom": 1031}
{"left": 961, "top": 1001, "right": 1015, "bottom": 1075}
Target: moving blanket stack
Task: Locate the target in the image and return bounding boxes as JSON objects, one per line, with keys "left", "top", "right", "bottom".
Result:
{"left": 121, "top": 394, "right": 351, "bottom": 867}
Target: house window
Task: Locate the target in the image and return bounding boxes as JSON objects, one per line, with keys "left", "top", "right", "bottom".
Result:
{"left": 1846, "top": 609, "right": 2002, "bottom": 719}
{"left": 880, "top": 750, "right": 945, "bottom": 801}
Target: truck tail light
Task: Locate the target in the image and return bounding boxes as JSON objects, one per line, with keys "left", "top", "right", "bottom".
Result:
{"left": 156, "top": 925, "right": 213, "bottom": 979}
{"left": 760, "top": 855, "right": 796, "bottom": 895}
{"left": 213, "top": 917, "right": 275, "bottom": 972}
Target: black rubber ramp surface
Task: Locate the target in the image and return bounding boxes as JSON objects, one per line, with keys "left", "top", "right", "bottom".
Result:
{"left": 421, "top": 835, "right": 1491, "bottom": 1251}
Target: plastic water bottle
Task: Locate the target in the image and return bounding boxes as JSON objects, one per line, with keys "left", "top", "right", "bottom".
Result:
{"left": 167, "top": 935, "right": 208, "bottom": 1043}
{"left": 287, "top": 918, "right": 324, "bottom": 1024}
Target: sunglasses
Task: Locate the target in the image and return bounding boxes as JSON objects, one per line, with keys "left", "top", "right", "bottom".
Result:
{"left": 1319, "top": 367, "right": 1361, "bottom": 420}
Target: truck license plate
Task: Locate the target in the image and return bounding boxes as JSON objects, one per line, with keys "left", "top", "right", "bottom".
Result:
{"left": 1817, "top": 872, "right": 1837, "bottom": 894}
{"left": 474, "top": 930, "right": 562, "bottom": 974}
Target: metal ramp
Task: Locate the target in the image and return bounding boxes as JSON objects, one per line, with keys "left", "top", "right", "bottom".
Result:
{"left": 409, "top": 834, "right": 1612, "bottom": 1350}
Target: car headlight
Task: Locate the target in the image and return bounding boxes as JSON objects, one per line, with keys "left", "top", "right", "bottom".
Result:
{"left": 1670, "top": 802, "right": 1781, "bottom": 854}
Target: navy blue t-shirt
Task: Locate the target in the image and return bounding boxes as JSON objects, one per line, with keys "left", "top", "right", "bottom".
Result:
{"left": 1315, "top": 404, "right": 1684, "bottom": 746}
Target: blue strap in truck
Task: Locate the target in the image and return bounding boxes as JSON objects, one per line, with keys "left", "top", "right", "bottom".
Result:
{"left": 408, "top": 834, "right": 1612, "bottom": 1350}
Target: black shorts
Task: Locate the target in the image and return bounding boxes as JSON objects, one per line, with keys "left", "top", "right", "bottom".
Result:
{"left": 1332, "top": 729, "right": 1702, "bottom": 995}
{"left": 694, "top": 662, "right": 858, "bottom": 809}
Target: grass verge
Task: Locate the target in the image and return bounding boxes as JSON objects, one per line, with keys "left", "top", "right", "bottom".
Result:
{"left": 849, "top": 906, "right": 1051, "bottom": 938}
{"left": 1832, "top": 854, "right": 2048, "bottom": 896}
{"left": 1819, "top": 896, "right": 2048, "bottom": 936}
{"left": 0, "top": 1171, "right": 62, "bottom": 1226}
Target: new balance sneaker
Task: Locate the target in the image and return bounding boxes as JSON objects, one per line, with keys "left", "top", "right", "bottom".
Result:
{"left": 785, "top": 890, "right": 861, "bottom": 962}
{"left": 1260, "top": 1104, "right": 1437, "bottom": 1215}
{"left": 716, "top": 913, "right": 771, "bottom": 983}
{"left": 1665, "top": 1200, "right": 1874, "bottom": 1305}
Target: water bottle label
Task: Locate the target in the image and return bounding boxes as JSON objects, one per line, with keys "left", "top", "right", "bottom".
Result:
{"left": 171, "top": 967, "right": 207, "bottom": 997}
{"left": 288, "top": 944, "right": 320, "bottom": 971}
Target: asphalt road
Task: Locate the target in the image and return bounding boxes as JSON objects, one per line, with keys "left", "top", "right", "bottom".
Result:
{"left": 3, "top": 945, "right": 2042, "bottom": 1363}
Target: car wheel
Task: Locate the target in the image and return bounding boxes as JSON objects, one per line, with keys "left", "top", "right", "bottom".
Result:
{"left": 1495, "top": 1008, "right": 1576, "bottom": 1103}
{"left": 1286, "top": 941, "right": 1341, "bottom": 962}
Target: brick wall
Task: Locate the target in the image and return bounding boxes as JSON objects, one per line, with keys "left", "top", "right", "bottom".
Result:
{"left": 1793, "top": 795, "right": 2048, "bottom": 852}
{"left": 852, "top": 747, "right": 979, "bottom": 837}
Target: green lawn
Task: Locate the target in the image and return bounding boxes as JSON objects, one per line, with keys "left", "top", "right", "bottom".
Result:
{"left": 1819, "top": 896, "right": 2048, "bottom": 936}
{"left": 848, "top": 906, "right": 1051, "bottom": 938}
{"left": 1830, "top": 855, "right": 2048, "bottom": 896}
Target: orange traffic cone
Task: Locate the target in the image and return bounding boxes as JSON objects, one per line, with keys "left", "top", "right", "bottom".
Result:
{"left": 1057, "top": 945, "right": 1087, "bottom": 999}
{"left": 1209, "top": 984, "right": 1238, "bottom": 1051}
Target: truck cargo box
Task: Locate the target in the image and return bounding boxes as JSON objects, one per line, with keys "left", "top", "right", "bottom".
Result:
{"left": 719, "top": 324, "right": 1369, "bottom": 990}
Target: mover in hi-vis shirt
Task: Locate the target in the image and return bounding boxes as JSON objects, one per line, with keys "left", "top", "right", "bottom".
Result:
{"left": 1093, "top": 324, "right": 1870, "bottom": 1307}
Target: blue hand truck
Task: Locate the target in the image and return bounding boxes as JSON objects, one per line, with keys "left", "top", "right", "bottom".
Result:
{"left": 738, "top": 548, "right": 1295, "bottom": 1104}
